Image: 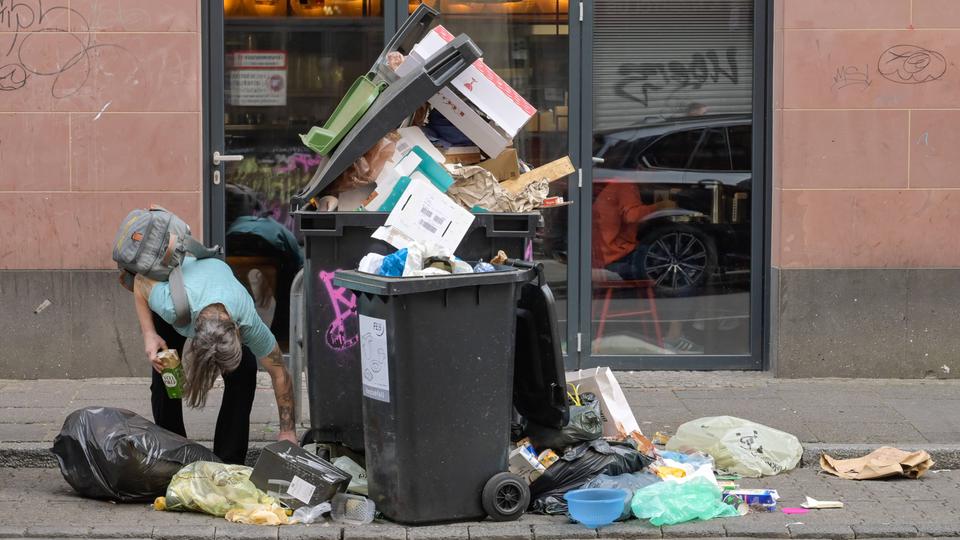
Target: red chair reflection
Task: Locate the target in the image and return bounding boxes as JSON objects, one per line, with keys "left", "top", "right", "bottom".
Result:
{"left": 592, "top": 278, "right": 663, "bottom": 353}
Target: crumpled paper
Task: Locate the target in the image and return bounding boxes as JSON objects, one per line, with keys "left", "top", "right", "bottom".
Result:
{"left": 326, "top": 133, "right": 399, "bottom": 195}
{"left": 225, "top": 505, "right": 290, "bottom": 525}
{"left": 446, "top": 165, "right": 548, "bottom": 212}
{"left": 820, "top": 447, "right": 934, "bottom": 480}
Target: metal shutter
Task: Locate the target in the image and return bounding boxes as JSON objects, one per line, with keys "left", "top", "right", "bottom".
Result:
{"left": 594, "top": 0, "right": 754, "bottom": 131}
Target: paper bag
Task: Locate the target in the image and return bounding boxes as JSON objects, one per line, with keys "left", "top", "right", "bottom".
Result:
{"left": 820, "top": 447, "right": 933, "bottom": 480}
{"left": 565, "top": 367, "right": 641, "bottom": 438}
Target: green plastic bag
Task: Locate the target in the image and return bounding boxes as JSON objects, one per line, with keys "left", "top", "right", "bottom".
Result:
{"left": 665, "top": 416, "right": 802, "bottom": 478}
{"left": 631, "top": 477, "right": 740, "bottom": 526}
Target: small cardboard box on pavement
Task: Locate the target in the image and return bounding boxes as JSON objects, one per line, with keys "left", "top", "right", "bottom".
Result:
{"left": 250, "top": 440, "right": 352, "bottom": 509}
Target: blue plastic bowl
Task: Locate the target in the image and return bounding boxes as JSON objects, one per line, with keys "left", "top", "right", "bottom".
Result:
{"left": 564, "top": 488, "right": 628, "bottom": 529}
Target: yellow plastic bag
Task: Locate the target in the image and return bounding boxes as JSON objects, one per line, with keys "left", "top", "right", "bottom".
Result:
{"left": 154, "top": 461, "right": 287, "bottom": 523}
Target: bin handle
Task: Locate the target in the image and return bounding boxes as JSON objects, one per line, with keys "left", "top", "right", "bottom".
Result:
{"left": 505, "top": 258, "right": 544, "bottom": 287}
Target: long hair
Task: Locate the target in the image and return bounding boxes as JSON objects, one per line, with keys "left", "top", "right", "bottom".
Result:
{"left": 182, "top": 304, "right": 243, "bottom": 408}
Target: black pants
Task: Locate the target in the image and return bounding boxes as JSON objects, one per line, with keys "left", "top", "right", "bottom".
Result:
{"left": 150, "top": 313, "right": 258, "bottom": 465}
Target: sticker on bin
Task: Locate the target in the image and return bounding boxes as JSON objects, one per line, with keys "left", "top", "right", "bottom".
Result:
{"left": 286, "top": 475, "right": 317, "bottom": 505}
{"left": 359, "top": 315, "right": 390, "bottom": 403}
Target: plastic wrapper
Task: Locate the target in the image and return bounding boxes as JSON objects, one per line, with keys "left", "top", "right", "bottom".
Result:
{"left": 332, "top": 456, "right": 368, "bottom": 496}
{"left": 379, "top": 248, "right": 408, "bottom": 277}
{"left": 325, "top": 134, "right": 399, "bottom": 196}
{"left": 52, "top": 407, "right": 219, "bottom": 503}
{"left": 292, "top": 502, "right": 332, "bottom": 524}
{"left": 584, "top": 471, "right": 661, "bottom": 521}
{"left": 358, "top": 253, "right": 385, "bottom": 275}
{"left": 631, "top": 476, "right": 740, "bottom": 526}
{"left": 157, "top": 461, "right": 279, "bottom": 519}
{"left": 528, "top": 439, "right": 654, "bottom": 515}
{"left": 524, "top": 398, "right": 603, "bottom": 451}
{"left": 666, "top": 416, "right": 802, "bottom": 478}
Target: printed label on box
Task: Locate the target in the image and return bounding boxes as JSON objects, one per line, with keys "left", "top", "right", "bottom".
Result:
{"left": 360, "top": 315, "right": 390, "bottom": 403}
{"left": 286, "top": 475, "right": 316, "bottom": 504}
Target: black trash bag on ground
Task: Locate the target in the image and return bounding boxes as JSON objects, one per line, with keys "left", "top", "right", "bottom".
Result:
{"left": 51, "top": 407, "right": 220, "bottom": 503}
{"left": 528, "top": 439, "right": 654, "bottom": 514}
{"left": 524, "top": 398, "right": 603, "bottom": 451}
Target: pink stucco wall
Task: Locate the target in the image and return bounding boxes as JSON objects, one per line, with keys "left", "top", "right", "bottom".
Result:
{"left": 774, "top": 0, "right": 960, "bottom": 269}
{"left": 0, "top": 0, "right": 203, "bottom": 270}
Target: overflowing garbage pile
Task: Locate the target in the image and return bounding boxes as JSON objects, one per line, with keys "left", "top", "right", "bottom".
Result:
{"left": 508, "top": 368, "right": 808, "bottom": 528}
{"left": 291, "top": 5, "right": 574, "bottom": 275}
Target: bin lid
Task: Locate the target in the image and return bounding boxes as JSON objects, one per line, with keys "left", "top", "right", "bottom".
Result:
{"left": 291, "top": 27, "right": 480, "bottom": 209}
{"left": 333, "top": 264, "right": 535, "bottom": 296}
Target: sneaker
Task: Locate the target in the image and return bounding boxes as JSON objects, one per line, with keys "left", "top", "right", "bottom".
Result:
{"left": 665, "top": 336, "right": 704, "bottom": 354}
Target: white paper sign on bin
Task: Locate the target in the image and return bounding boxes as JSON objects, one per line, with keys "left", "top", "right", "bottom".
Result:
{"left": 372, "top": 176, "right": 475, "bottom": 254}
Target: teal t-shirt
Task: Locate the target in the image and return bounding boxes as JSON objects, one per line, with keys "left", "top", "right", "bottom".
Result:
{"left": 148, "top": 258, "right": 277, "bottom": 358}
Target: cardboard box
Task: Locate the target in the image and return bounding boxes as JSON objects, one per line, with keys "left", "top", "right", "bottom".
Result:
{"left": 441, "top": 146, "right": 484, "bottom": 165}
{"left": 428, "top": 87, "right": 511, "bottom": 159}
{"left": 410, "top": 25, "right": 536, "bottom": 137}
{"left": 479, "top": 149, "right": 520, "bottom": 182}
{"left": 250, "top": 441, "right": 351, "bottom": 509}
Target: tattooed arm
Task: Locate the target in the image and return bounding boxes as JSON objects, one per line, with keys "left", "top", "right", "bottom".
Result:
{"left": 259, "top": 344, "right": 298, "bottom": 444}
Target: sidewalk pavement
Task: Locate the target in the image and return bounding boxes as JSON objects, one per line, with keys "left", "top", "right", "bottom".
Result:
{"left": 4, "top": 372, "right": 960, "bottom": 538}
{"left": 3, "top": 466, "right": 960, "bottom": 539}
{"left": 3, "top": 371, "right": 960, "bottom": 466}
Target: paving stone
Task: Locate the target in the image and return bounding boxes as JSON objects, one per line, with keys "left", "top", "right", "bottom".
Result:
{"left": 407, "top": 524, "right": 469, "bottom": 539}
{"left": 152, "top": 525, "right": 217, "bottom": 540}
{"left": 850, "top": 524, "right": 920, "bottom": 538}
{"left": 595, "top": 522, "right": 662, "bottom": 538}
{"left": 277, "top": 524, "right": 342, "bottom": 540}
{"left": 0, "top": 526, "right": 27, "bottom": 538}
{"left": 25, "top": 526, "right": 94, "bottom": 537}
{"left": 468, "top": 523, "right": 533, "bottom": 539}
{"left": 917, "top": 523, "right": 960, "bottom": 537}
{"left": 214, "top": 523, "right": 280, "bottom": 540}
{"left": 787, "top": 524, "right": 855, "bottom": 539}
{"left": 723, "top": 521, "right": 790, "bottom": 538}
{"left": 342, "top": 524, "right": 406, "bottom": 540}
{"left": 532, "top": 523, "right": 598, "bottom": 539}
{"left": 660, "top": 521, "right": 726, "bottom": 538}
{"left": 87, "top": 526, "right": 156, "bottom": 538}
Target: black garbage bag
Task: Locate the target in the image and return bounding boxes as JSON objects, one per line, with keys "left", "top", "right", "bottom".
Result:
{"left": 51, "top": 407, "right": 220, "bottom": 503}
{"left": 528, "top": 439, "right": 654, "bottom": 515}
{"left": 524, "top": 398, "right": 603, "bottom": 451}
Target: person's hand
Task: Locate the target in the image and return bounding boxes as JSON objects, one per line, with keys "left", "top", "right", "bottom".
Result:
{"left": 144, "top": 332, "right": 168, "bottom": 373}
{"left": 278, "top": 431, "right": 298, "bottom": 445}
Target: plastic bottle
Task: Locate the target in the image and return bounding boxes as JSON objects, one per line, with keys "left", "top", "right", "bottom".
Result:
{"left": 330, "top": 492, "right": 376, "bottom": 525}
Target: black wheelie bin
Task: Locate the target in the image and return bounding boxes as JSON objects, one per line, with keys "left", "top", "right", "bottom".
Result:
{"left": 293, "top": 7, "right": 539, "bottom": 453}
{"left": 333, "top": 261, "right": 567, "bottom": 524}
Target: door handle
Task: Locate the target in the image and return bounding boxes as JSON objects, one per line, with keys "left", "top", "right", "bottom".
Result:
{"left": 213, "top": 151, "right": 244, "bottom": 166}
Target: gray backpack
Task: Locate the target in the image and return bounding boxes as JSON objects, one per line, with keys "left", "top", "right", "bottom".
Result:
{"left": 112, "top": 206, "right": 221, "bottom": 327}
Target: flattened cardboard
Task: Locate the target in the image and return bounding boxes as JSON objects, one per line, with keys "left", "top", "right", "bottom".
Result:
{"left": 500, "top": 156, "right": 575, "bottom": 195}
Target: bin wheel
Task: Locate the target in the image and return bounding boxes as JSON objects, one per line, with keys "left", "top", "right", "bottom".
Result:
{"left": 482, "top": 472, "right": 529, "bottom": 522}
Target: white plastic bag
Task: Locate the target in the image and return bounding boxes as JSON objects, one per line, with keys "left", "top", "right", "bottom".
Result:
{"left": 665, "top": 416, "right": 802, "bottom": 478}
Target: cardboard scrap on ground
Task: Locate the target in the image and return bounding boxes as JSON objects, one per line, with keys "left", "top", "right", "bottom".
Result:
{"left": 820, "top": 446, "right": 934, "bottom": 480}
{"left": 500, "top": 156, "right": 575, "bottom": 195}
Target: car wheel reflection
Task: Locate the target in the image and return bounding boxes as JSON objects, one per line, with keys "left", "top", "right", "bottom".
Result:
{"left": 638, "top": 224, "right": 716, "bottom": 296}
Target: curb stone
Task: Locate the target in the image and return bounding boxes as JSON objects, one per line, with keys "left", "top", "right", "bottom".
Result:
{"left": 531, "top": 523, "right": 599, "bottom": 539}
{"left": 468, "top": 523, "right": 533, "bottom": 539}
{"left": 0, "top": 526, "right": 27, "bottom": 538}
{"left": 213, "top": 524, "right": 279, "bottom": 540}
{"left": 277, "top": 525, "right": 342, "bottom": 540}
{"left": 151, "top": 525, "right": 217, "bottom": 540}
{"left": 918, "top": 524, "right": 960, "bottom": 537}
{"left": 407, "top": 524, "right": 469, "bottom": 539}
{"left": 787, "top": 524, "right": 856, "bottom": 539}
{"left": 24, "top": 527, "right": 94, "bottom": 538}
{"left": 596, "top": 522, "right": 662, "bottom": 538}
{"left": 722, "top": 522, "right": 790, "bottom": 538}
{"left": 851, "top": 524, "right": 921, "bottom": 538}
{"left": 660, "top": 521, "right": 726, "bottom": 538}
{"left": 342, "top": 524, "right": 406, "bottom": 540}
{"left": 87, "top": 526, "right": 156, "bottom": 538}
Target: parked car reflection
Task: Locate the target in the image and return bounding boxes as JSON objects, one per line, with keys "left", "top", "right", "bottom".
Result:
{"left": 592, "top": 114, "right": 752, "bottom": 296}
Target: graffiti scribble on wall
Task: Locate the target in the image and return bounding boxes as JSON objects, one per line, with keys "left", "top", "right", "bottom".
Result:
{"left": 615, "top": 47, "right": 740, "bottom": 106}
{"left": 318, "top": 271, "right": 360, "bottom": 357}
{"left": 0, "top": 0, "right": 136, "bottom": 97}
{"left": 877, "top": 45, "right": 947, "bottom": 85}
{"left": 832, "top": 64, "right": 872, "bottom": 91}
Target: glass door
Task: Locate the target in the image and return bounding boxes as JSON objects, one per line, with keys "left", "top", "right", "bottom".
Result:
{"left": 584, "top": 0, "right": 762, "bottom": 368}
{"left": 409, "top": 0, "right": 573, "bottom": 352}
{"left": 213, "top": 1, "right": 385, "bottom": 349}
